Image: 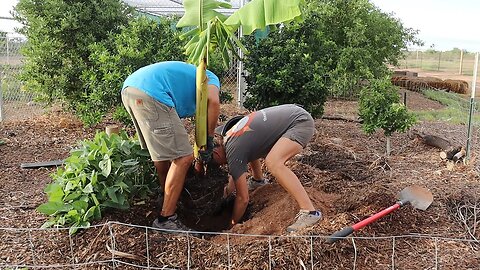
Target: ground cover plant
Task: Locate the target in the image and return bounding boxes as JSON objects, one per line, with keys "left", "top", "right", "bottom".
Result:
{"left": 37, "top": 131, "right": 157, "bottom": 234}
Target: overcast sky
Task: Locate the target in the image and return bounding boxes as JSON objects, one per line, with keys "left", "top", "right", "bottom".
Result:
{"left": 370, "top": 0, "right": 480, "bottom": 52}
{"left": 1, "top": 0, "right": 479, "bottom": 52}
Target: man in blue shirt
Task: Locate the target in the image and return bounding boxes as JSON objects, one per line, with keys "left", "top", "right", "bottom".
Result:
{"left": 121, "top": 61, "right": 221, "bottom": 231}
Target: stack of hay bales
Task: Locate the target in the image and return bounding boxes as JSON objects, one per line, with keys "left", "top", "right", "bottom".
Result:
{"left": 391, "top": 70, "right": 469, "bottom": 94}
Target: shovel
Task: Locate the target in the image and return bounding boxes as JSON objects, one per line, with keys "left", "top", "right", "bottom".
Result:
{"left": 327, "top": 185, "right": 433, "bottom": 243}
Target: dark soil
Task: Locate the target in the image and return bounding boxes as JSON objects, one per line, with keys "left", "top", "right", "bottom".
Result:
{"left": 1, "top": 90, "right": 480, "bottom": 269}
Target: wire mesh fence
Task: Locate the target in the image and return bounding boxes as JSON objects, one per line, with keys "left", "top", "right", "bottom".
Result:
{"left": 0, "top": 221, "right": 478, "bottom": 269}
{"left": 0, "top": 34, "right": 45, "bottom": 123}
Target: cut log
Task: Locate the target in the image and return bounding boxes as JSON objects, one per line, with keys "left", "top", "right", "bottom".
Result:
{"left": 412, "top": 130, "right": 463, "bottom": 160}
{"left": 452, "top": 148, "right": 466, "bottom": 162}
{"left": 439, "top": 146, "right": 463, "bottom": 160}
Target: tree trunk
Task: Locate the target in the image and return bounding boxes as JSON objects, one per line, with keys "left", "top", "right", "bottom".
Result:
{"left": 386, "top": 136, "right": 391, "bottom": 156}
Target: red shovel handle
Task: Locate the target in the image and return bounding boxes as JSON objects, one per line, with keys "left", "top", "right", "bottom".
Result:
{"left": 327, "top": 200, "right": 408, "bottom": 243}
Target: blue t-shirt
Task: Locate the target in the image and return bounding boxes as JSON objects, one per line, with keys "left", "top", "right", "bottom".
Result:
{"left": 122, "top": 61, "right": 220, "bottom": 118}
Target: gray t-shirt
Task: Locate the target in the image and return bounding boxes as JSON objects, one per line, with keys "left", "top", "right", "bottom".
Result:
{"left": 225, "top": 104, "right": 313, "bottom": 180}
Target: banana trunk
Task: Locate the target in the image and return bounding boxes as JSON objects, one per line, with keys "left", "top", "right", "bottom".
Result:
{"left": 194, "top": 58, "right": 208, "bottom": 158}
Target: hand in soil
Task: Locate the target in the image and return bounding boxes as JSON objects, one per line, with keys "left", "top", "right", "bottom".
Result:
{"left": 194, "top": 159, "right": 205, "bottom": 177}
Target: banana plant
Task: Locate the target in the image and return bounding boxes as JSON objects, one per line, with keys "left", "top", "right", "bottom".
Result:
{"left": 177, "top": 0, "right": 303, "bottom": 157}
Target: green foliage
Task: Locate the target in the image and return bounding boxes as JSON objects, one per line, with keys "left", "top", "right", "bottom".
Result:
{"left": 312, "top": 0, "right": 421, "bottom": 96}
{"left": 13, "top": 0, "right": 132, "bottom": 103}
{"left": 242, "top": 29, "right": 328, "bottom": 117}
{"left": 79, "top": 15, "right": 185, "bottom": 125}
{"left": 220, "top": 91, "right": 234, "bottom": 104}
{"left": 359, "top": 77, "right": 416, "bottom": 137}
{"left": 177, "top": 0, "right": 301, "bottom": 66}
{"left": 37, "top": 132, "right": 157, "bottom": 234}
{"left": 241, "top": 0, "right": 420, "bottom": 112}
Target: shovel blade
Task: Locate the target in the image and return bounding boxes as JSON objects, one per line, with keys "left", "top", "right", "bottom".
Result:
{"left": 399, "top": 185, "right": 433, "bottom": 211}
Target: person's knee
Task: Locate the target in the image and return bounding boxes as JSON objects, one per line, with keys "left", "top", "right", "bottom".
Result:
{"left": 174, "top": 154, "right": 194, "bottom": 167}
{"left": 265, "top": 157, "right": 284, "bottom": 176}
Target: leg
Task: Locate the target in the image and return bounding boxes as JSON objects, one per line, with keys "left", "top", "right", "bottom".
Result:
{"left": 161, "top": 154, "right": 194, "bottom": 217}
{"left": 265, "top": 137, "right": 315, "bottom": 211}
{"left": 249, "top": 159, "right": 263, "bottom": 180}
{"left": 154, "top": 160, "right": 170, "bottom": 191}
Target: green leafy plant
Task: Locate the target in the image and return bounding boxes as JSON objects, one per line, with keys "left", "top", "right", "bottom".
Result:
{"left": 79, "top": 15, "right": 185, "bottom": 126}
{"left": 242, "top": 24, "right": 328, "bottom": 117}
{"left": 359, "top": 77, "right": 416, "bottom": 155}
{"left": 37, "top": 131, "right": 157, "bottom": 234}
{"left": 14, "top": 0, "right": 132, "bottom": 104}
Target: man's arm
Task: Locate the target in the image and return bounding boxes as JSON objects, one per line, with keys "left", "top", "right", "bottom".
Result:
{"left": 231, "top": 172, "right": 249, "bottom": 225}
{"left": 207, "top": 84, "right": 220, "bottom": 136}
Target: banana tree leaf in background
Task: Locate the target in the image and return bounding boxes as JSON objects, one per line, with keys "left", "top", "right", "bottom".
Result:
{"left": 223, "top": 0, "right": 303, "bottom": 35}
{"left": 176, "top": 0, "right": 230, "bottom": 29}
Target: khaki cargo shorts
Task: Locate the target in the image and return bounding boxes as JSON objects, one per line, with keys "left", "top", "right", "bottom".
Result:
{"left": 282, "top": 106, "right": 315, "bottom": 148}
{"left": 121, "top": 87, "right": 193, "bottom": 161}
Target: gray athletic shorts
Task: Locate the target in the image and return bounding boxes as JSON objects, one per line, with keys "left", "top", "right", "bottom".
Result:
{"left": 121, "top": 87, "right": 193, "bottom": 161}
{"left": 282, "top": 107, "right": 315, "bottom": 148}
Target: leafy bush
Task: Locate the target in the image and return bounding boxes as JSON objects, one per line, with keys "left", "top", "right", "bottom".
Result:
{"left": 37, "top": 132, "right": 157, "bottom": 234}
{"left": 13, "top": 0, "right": 132, "bottom": 103}
{"left": 78, "top": 15, "right": 186, "bottom": 125}
{"left": 359, "top": 77, "right": 416, "bottom": 154}
{"left": 242, "top": 25, "right": 328, "bottom": 117}
{"left": 242, "top": 0, "right": 421, "bottom": 109}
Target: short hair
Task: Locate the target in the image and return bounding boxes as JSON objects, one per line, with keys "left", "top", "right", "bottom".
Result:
{"left": 213, "top": 133, "right": 223, "bottom": 148}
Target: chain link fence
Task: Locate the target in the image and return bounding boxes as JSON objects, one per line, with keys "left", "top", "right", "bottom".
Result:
{"left": 0, "top": 32, "right": 45, "bottom": 123}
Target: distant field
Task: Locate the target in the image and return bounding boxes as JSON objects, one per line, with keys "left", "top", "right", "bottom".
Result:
{"left": 398, "top": 50, "right": 478, "bottom": 76}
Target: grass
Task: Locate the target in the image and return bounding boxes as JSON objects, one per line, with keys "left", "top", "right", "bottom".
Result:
{"left": 414, "top": 89, "right": 480, "bottom": 125}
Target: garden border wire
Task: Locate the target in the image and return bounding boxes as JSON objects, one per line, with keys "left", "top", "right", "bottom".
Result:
{"left": 1, "top": 221, "right": 479, "bottom": 269}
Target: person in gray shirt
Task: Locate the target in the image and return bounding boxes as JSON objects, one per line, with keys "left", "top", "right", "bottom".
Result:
{"left": 212, "top": 104, "right": 322, "bottom": 232}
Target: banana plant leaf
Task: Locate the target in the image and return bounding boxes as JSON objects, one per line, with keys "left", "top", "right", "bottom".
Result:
{"left": 177, "top": 0, "right": 231, "bottom": 29}
{"left": 224, "top": 0, "right": 303, "bottom": 35}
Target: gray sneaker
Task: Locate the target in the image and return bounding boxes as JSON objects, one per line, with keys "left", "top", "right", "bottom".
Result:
{"left": 286, "top": 210, "right": 322, "bottom": 232}
{"left": 248, "top": 178, "right": 268, "bottom": 191}
{"left": 152, "top": 214, "right": 190, "bottom": 232}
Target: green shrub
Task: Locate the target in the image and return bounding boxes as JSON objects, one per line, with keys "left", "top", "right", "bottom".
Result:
{"left": 242, "top": 0, "right": 421, "bottom": 109}
{"left": 78, "top": 15, "right": 186, "bottom": 125}
{"left": 359, "top": 77, "right": 416, "bottom": 154}
{"left": 242, "top": 25, "right": 328, "bottom": 117}
{"left": 14, "top": 0, "right": 132, "bottom": 103}
{"left": 37, "top": 131, "right": 157, "bottom": 234}
{"left": 359, "top": 77, "right": 416, "bottom": 137}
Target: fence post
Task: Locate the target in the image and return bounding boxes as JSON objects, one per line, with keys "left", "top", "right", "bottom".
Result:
{"left": 459, "top": 49, "right": 464, "bottom": 75}
{"left": 466, "top": 52, "right": 479, "bottom": 162}
{"left": 416, "top": 50, "right": 419, "bottom": 68}
{"left": 437, "top": 51, "right": 442, "bottom": 71}
{"left": 420, "top": 51, "right": 423, "bottom": 69}
{"left": 0, "top": 80, "right": 4, "bottom": 122}
{"left": 236, "top": 0, "right": 246, "bottom": 108}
